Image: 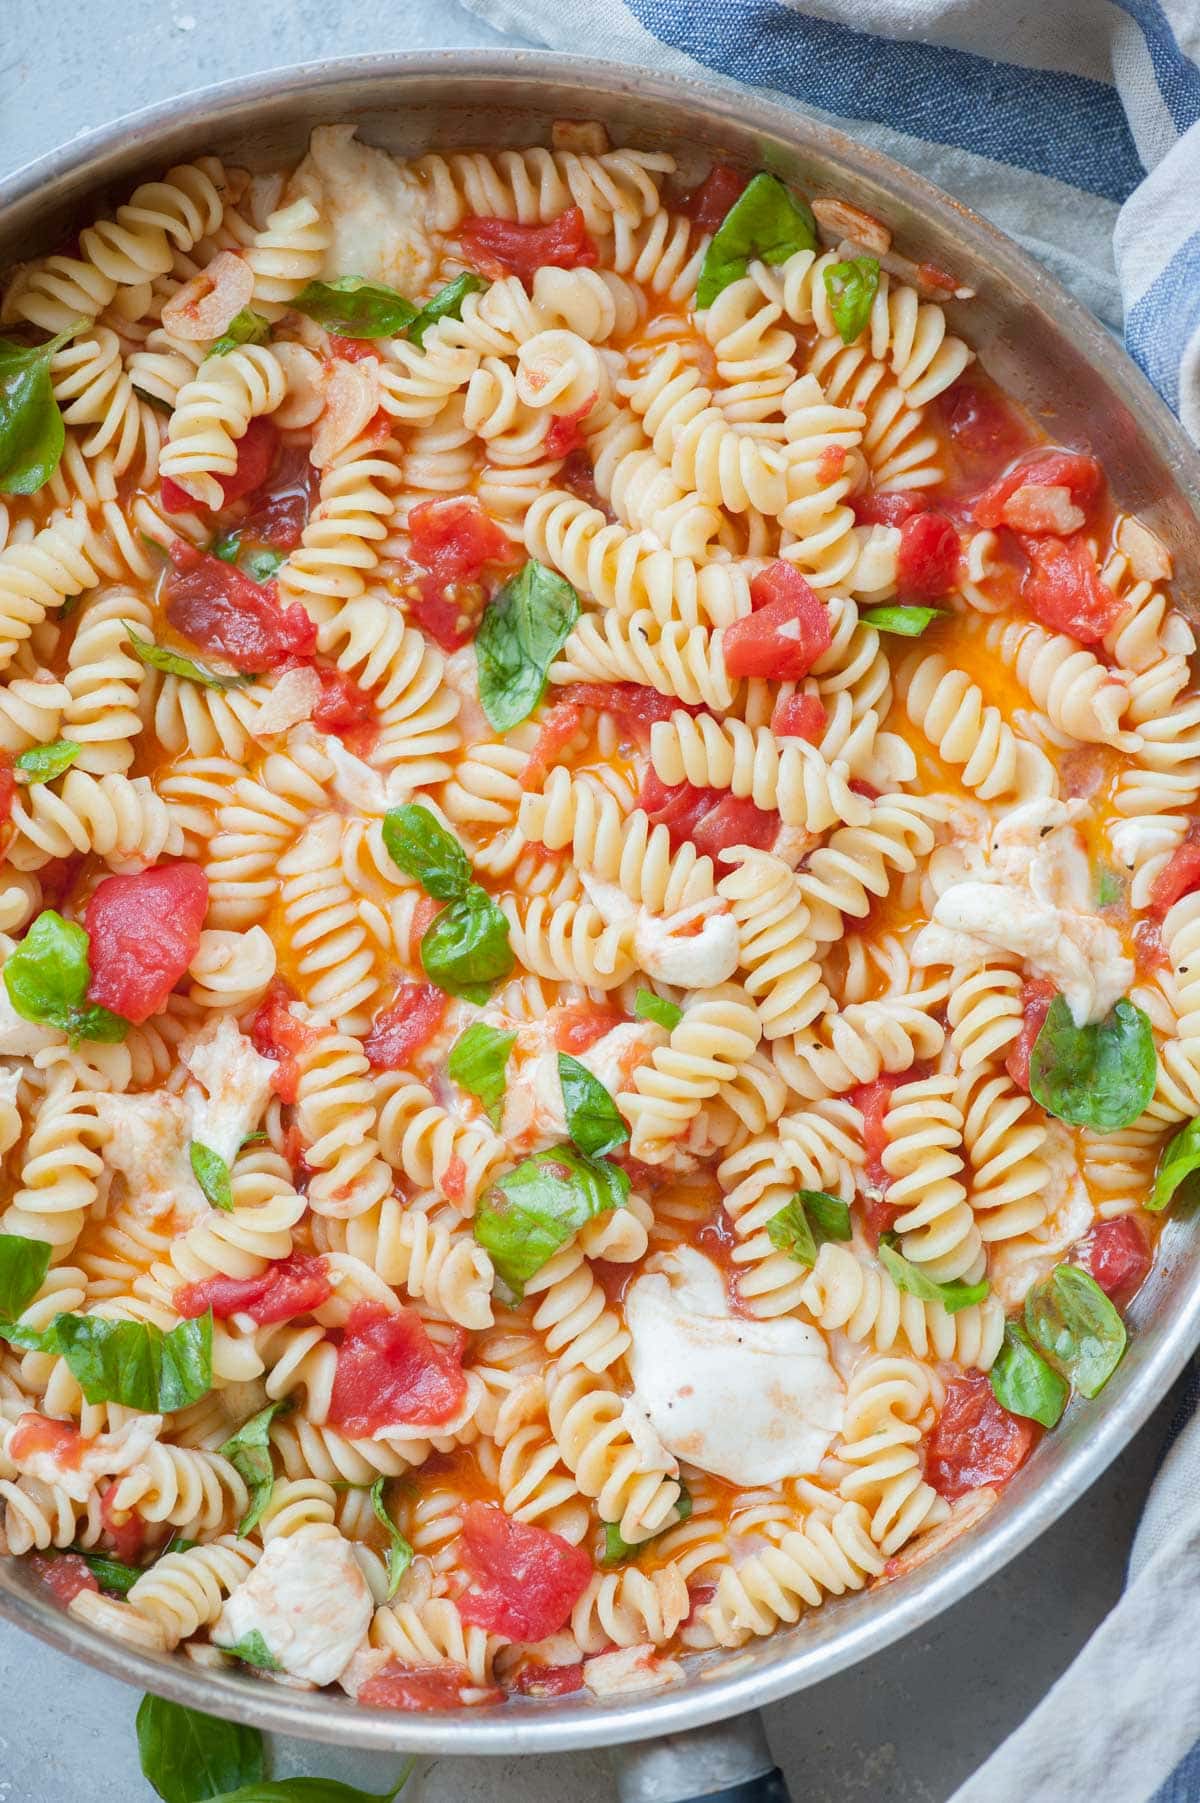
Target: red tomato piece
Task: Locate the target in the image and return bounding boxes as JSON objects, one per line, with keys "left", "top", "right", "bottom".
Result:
{"left": 1088, "top": 1218, "right": 1151, "bottom": 1303}
{"left": 897, "top": 511, "right": 960, "bottom": 599}
{"left": 851, "top": 1073, "right": 907, "bottom": 1188}
{"left": 409, "top": 497, "right": 512, "bottom": 585}
{"left": 441, "top": 1153, "right": 468, "bottom": 1205}
{"left": 552, "top": 1001, "right": 625, "bottom": 1055}
{"left": 927, "top": 1372, "right": 1038, "bottom": 1500}
{"left": 1005, "top": 977, "right": 1057, "bottom": 1094}
{"left": 249, "top": 978, "right": 317, "bottom": 1103}
{"left": 328, "top": 334, "right": 382, "bottom": 363}
{"left": 30, "top": 1552, "right": 98, "bottom": 1605}
{"left": 817, "top": 444, "right": 847, "bottom": 484}
{"left": 173, "top": 1253, "right": 333, "bottom": 1324}
{"left": 359, "top": 1661, "right": 501, "bottom": 1711}
{"left": 85, "top": 863, "right": 208, "bottom": 1024}
{"left": 1134, "top": 918, "right": 1168, "bottom": 976}
{"left": 938, "top": 379, "right": 1032, "bottom": 461}
{"left": 1020, "top": 534, "right": 1121, "bottom": 644}
{"left": 1149, "top": 822, "right": 1200, "bottom": 919}
{"left": 459, "top": 207, "right": 598, "bottom": 281}
{"left": 363, "top": 984, "right": 448, "bottom": 1070}
{"left": 311, "top": 667, "right": 376, "bottom": 739}
{"left": 0, "top": 750, "right": 13, "bottom": 826}
{"left": 512, "top": 1661, "right": 585, "bottom": 1698}
{"left": 679, "top": 164, "right": 749, "bottom": 230}
{"left": 557, "top": 680, "right": 686, "bottom": 735}
{"left": 972, "top": 450, "right": 1104, "bottom": 532}
{"left": 724, "top": 563, "right": 832, "bottom": 680}
{"left": 684, "top": 1580, "right": 718, "bottom": 1626}
{"left": 861, "top": 1195, "right": 902, "bottom": 1249}
{"left": 689, "top": 793, "right": 779, "bottom": 857}
{"left": 99, "top": 1483, "right": 145, "bottom": 1565}
{"left": 456, "top": 1501, "right": 592, "bottom": 1642}
{"left": 161, "top": 417, "right": 279, "bottom": 515}
{"left": 521, "top": 701, "right": 587, "bottom": 791}
{"left": 10, "top": 1413, "right": 87, "bottom": 1468}
{"left": 166, "top": 540, "right": 316, "bottom": 672}
{"left": 850, "top": 490, "right": 921, "bottom": 527}
{"left": 771, "top": 692, "right": 828, "bottom": 743}
{"left": 559, "top": 449, "right": 603, "bottom": 509}
{"left": 328, "top": 1305, "right": 468, "bottom": 1434}
{"left": 544, "top": 397, "right": 595, "bottom": 460}
{"left": 239, "top": 445, "right": 318, "bottom": 550}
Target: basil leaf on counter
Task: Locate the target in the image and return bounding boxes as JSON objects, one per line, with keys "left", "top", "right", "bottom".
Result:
{"left": 190, "top": 1141, "right": 232, "bottom": 1212}
{"left": 767, "top": 1190, "right": 852, "bottom": 1268}
{"left": 1025, "top": 1263, "right": 1126, "bottom": 1400}
{"left": 136, "top": 1692, "right": 265, "bottom": 1803}
{"left": 602, "top": 1482, "right": 692, "bottom": 1565}
{"left": 0, "top": 1233, "right": 51, "bottom": 1324}
{"left": 1151, "top": 1112, "right": 1200, "bottom": 1212}
{"left": 634, "top": 989, "right": 682, "bottom": 1031}
{"left": 475, "top": 1144, "right": 630, "bottom": 1295}
{"left": 476, "top": 559, "right": 580, "bottom": 732}
{"left": 878, "top": 1235, "right": 990, "bottom": 1315}
{"left": 54, "top": 1309, "right": 212, "bottom": 1410}
{"left": 420, "top": 886, "right": 513, "bottom": 1004}
{"left": 696, "top": 172, "right": 817, "bottom": 308}
{"left": 370, "top": 1476, "right": 414, "bottom": 1601}
{"left": 558, "top": 1053, "right": 628, "bottom": 1159}
{"left": 860, "top": 605, "right": 942, "bottom": 637}
{"left": 382, "top": 804, "right": 472, "bottom": 901}
{"left": 990, "top": 1322, "right": 1068, "bottom": 1428}
{"left": 406, "top": 273, "right": 487, "bottom": 350}
{"left": 125, "top": 622, "right": 251, "bottom": 692}
{"left": 222, "top": 1629, "right": 282, "bottom": 1672}
{"left": 0, "top": 320, "right": 88, "bottom": 495}
{"left": 14, "top": 739, "right": 81, "bottom": 784}
{"left": 292, "top": 276, "right": 417, "bottom": 339}
{"left": 823, "top": 256, "right": 880, "bottom": 345}
{"left": 220, "top": 1397, "right": 293, "bottom": 1538}
{"left": 207, "top": 309, "right": 271, "bottom": 360}
{"left": 1029, "top": 995, "right": 1156, "bottom": 1132}
{"left": 3, "top": 909, "right": 129, "bottom": 1044}
{"left": 447, "top": 1021, "right": 516, "bottom": 1126}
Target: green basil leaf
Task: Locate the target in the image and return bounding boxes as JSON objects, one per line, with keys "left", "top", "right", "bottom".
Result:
{"left": 696, "top": 172, "right": 818, "bottom": 308}
{"left": 207, "top": 309, "right": 271, "bottom": 360}
{"left": 447, "top": 1021, "right": 516, "bottom": 1126}
{"left": 407, "top": 273, "right": 488, "bottom": 349}
{"left": 14, "top": 739, "right": 81, "bottom": 784}
{"left": 1029, "top": 995, "right": 1156, "bottom": 1132}
{"left": 475, "top": 1144, "right": 630, "bottom": 1295}
{"left": 822, "top": 256, "right": 880, "bottom": 345}
{"left": 205, "top": 1772, "right": 414, "bottom": 1803}
{"left": 602, "top": 1482, "right": 692, "bottom": 1565}
{"left": 222, "top": 1629, "right": 282, "bottom": 1672}
{"left": 381, "top": 803, "right": 473, "bottom": 901}
{"left": 767, "top": 1190, "right": 852, "bottom": 1268}
{"left": 124, "top": 622, "right": 251, "bottom": 692}
{"left": 0, "top": 1319, "right": 54, "bottom": 1351}
{"left": 220, "top": 1397, "right": 293, "bottom": 1537}
{"left": 370, "top": 1476, "right": 414, "bottom": 1601}
{"left": 0, "top": 1233, "right": 51, "bottom": 1322}
{"left": 558, "top": 1053, "right": 629, "bottom": 1158}
{"left": 420, "top": 886, "right": 513, "bottom": 1003}
{"left": 54, "top": 1310, "right": 212, "bottom": 1410}
{"left": 0, "top": 321, "right": 87, "bottom": 496}
{"left": 878, "top": 1235, "right": 990, "bottom": 1315}
{"left": 212, "top": 532, "right": 241, "bottom": 564}
{"left": 293, "top": 276, "right": 417, "bottom": 339}
{"left": 990, "top": 1322, "right": 1068, "bottom": 1428}
{"left": 476, "top": 559, "right": 580, "bottom": 733}
{"left": 136, "top": 1692, "right": 264, "bottom": 1803}
{"left": 1094, "top": 863, "right": 1124, "bottom": 909}
{"left": 242, "top": 547, "right": 286, "bottom": 583}
{"left": 3, "top": 910, "right": 129, "bottom": 1043}
{"left": 634, "top": 989, "right": 682, "bottom": 1031}
{"left": 68, "top": 1547, "right": 142, "bottom": 1596}
{"left": 160, "top": 1535, "right": 197, "bottom": 1558}
{"left": 860, "top": 605, "right": 943, "bottom": 637}
{"left": 190, "top": 1141, "right": 232, "bottom": 1212}
{"left": 1025, "top": 1263, "right": 1126, "bottom": 1399}
{"left": 1151, "top": 1112, "right": 1200, "bottom": 1212}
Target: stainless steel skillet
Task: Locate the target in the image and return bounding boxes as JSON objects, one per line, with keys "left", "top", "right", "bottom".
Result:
{"left": 1, "top": 50, "right": 1198, "bottom": 1803}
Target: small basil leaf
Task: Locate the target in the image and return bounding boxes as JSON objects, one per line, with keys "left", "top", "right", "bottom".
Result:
{"left": 860, "top": 605, "right": 942, "bottom": 637}
{"left": 204, "top": 1772, "right": 414, "bottom": 1803}
{"left": 222, "top": 1629, "right": 282, "bottom": 1672}
{"left": 990, "top": 1321, "right": 1068, "bottom": 1428}
{"left": 1025, "top": 1263, "right": 1126, "bottom": 1399}
{"left": 634, "top": 989, "right": 682, "bottom": 1031}
{"left": 558, "top": 1053, "right": 628, "bottom": 1159}
{"left": 14, "top": 739, "right": 81, "bottom": 784}
{"left": 3, "top": 910, "right": 129, "bottom": 1044}
{"left": 0, "top": 1233, "right": 51, "bottom": 1322}
{"left": 0, "top": 1319, "right": 55, "bottom": 1351}
{"left": 220, "top": 1397, "right": 293, "bottom": 1537}
{"left": 242, "top": 547, "right": 285, "bottom": 583}
{"left": 407, "top": 273, "right": 488, "bottom": 349}
{"left": 293, "top": 276, "right": 417, "bottom": 339}
{"left": 207, "top": 309, "right": 271, "bottom": 360}
{"left": 160, "top": 1535, "right": 198, "bottom": 1558}
{"left": 68, "top": 1547, "right": 142, "bottom": 1596}
{"left": 420, "top": 887, "right": 513, "bottom": 1003}
{"left": 370, "top": 1476, "right": 414, "bottom": 1601}
{"left": 767, "top": 1190, "right": 852, "bottom": 1267}
{"left": 696, "top": 172, "right": 818, "bottom": 308}
{"left": 190, "top": 1141, "right": 232, "bottom": 1212}
{"left": 1151, "top": 1113, "right": 1200, "bottom": 1212}
{"left": 823, "top": 256, "right": 880, "bottom": 344}
{"left": 212, "top": 532, "right": 241, "bottom": 564}
{"left": 54, "top": 1310, "right": 212, "bottom": 1410}
{"left": 447, "top": 1021, "right": 516, "bottom": 1126}
{"left": 136, "top": 1693, "right": 265, "bottom": 1803}
{"left": 1094, "top": 863, "right": 1124, "bottom": 909}
{"left": 878, "top": 1235, "right": 990, "bottom": 1315}
{"left": 1029, "top": 995, "right": 1156, "bottom": 1132}
{"left": 475, "top": 1144, "right": 630, "bottom": 1295}
{"left": 601, "top": 1482, "right": 692, "bottom": 1565}
{"left": 476, "top": 559, "right": 580, "bottom": 733}
{"left": 381, "top": 803, "right": 472, "bottom": 900}
{"left": 0, "top": 321, "right": 87, "bottom": 496}
{"left": 124, "top": 622, "right": 251, "bottom": 691}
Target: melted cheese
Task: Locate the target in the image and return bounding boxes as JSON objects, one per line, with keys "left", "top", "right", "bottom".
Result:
{"left": 181, "top": 1016, "right": 275, "bottom": 1167}
{"left": 499, "top": 1019, "right": 663, "bottom": 1154}
{"left": 287, "top": 125, "right": 438, "bottom": 296}
{"left": 4, "top": 1413, "right": 161, "bottom": 1504}
{"left": 93, "top": 1091, "right": 205, "bottom": 1222}
{"left": 213, "top": 1526, "right": 371, "bottom": 1685}
{"left": 625, "top": 1249, "right": 844, "bottom": 1483}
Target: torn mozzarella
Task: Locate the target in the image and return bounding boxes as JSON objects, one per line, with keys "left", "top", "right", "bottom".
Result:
{"left": 4, "top": 1413, "right": 161, "bottom": 1504}
{"left": 0, "top": 983, "right": 60, "bottom": 1057}
{"left": 287, "top": 124, "right": 437, "bottom": 295}
{"left": 291, "top": 725, "right": 409, "bottom": 816}
{"left": 252, "top": 665, "right": 322, "bottom": 739}
{"left": 583, "top": 1644, "right": 684, "bottom": 1696}
{"left": 213, "top": 1526, "right": 371, "bottom": 1686}
{"left": 633, "top": 902, "right": 739, "bottom": 990}
{"left": 928, "top": 879, "right": 1131, "bottom": 1026}
{"left": 93, "top": 1091, "right": 205, "bottom": 1221}
{"left": 988, "top": 1121, "right": 1094, "bottom": 1308}
{"left": 181, "top": 1015, "right": 275, "bottom": 1167}
{"left": 440, "top": 648, "right": 487, "bottom": 745}
{"left": 625, "top": 1249, "right": 844, "bottom": 1484}
{"left": 500, "top": 1019, "right": 662, "bottom": 1154}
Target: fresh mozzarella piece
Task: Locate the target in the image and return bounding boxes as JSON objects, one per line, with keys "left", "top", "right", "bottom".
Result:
{"left": 4, "top": 1413, "right": 162, "bottom": 1504}
{"left": 290, "top": 725, "right": 408, "bottom": 815}
{"left": 214, "top": 1526, "right": 371, "bottom": 1685}
{"left": 625, "top": 1249, "right": 844, "bottom": 1484}
{"left": 988, "top": 1121, "right": 1094, "bottom": 1308}
{"left": 578, "top": 1022, "right": 663, "bottom": 1097}
{"left": 0, "top": 984, "right": 60, "bottom": 1057}
{"left": 928, "top": 879, "right": 1131, "bottom": 1026}
{"left": 181, "top": 1016, "right": 275, "bottom": 1168}
{"left": 287, "top": 124, "right": 437, "bottom": 295}
{"left": 499, "top": 1018, "right": 662, "bottom": 1154}
{"left": 583, "top": 1644, "right": 684, "bottom": 1696}
{"left": 93, "top": 1091, "right": 206, "bottom": 1221}
{"left": 252, "top": 666, "right": 322, "bottom": 740}
{"left": 632, "top": 902, "right": 739, "bottom": 990}
{"left": 441, "top": 648, "right": 488, "bottom": 745}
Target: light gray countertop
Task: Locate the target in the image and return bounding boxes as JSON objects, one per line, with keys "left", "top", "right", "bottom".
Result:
{"left": 0, "top": 6, "right": 1169, "bottom": 1799}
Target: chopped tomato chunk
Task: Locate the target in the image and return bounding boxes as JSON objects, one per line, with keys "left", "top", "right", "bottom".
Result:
{"left": 1087, "top": 1218, "right": 1151, "bottom": 1303}
{"left": 938, "top": 378, "right": 1032, "bottom": 462}
{"left": 851, "top": 1073, "right": 907, "bottom": 1189}
{"left": 559, "top": 449, "right": 603, "bottom": 509}
{"left": 679, "top": 163, "right": 749, "bottom": 229}
{"left": 972, "top": 450, "right": 1104, "bottom": 532}
{"left": 640, "top": 770, "right": 778, "bottom": 856}
{"left": 362, "top": 984, "right": 448, "bottom": 1069}
{"left": 328, "top": 1305, "right": 467, "bottom": 1434}
{"left": 328, "top": 334, "right": 382, "bottom": 363}
{"left": 359, "top": 1661, "right": 501, "bottom": 1711}
{"left": 521, "top": 701, "right": 587, "bottom": 791}
{"left": 1020, "top": 534, "right": 1121, "bottom": 644}
{"left": 771, "top": 692, "right": 828, "bottom": 743}
{"left": 30, "top": 1552, "right": 98, "bottom": 1605}
{"left": 99, "top": 1483, "right": 145, "bottom": 1565}
{"left": 544, "top": 397, "right": 594, "bottom": 460}
{"left": 1149, "top": 823, "right": 1200, "bottom": 919}
{"left": 1006, "top": 978, "right": 1057, "bottom": 1093}
{"left": 817, "top": 444, "right": 847, "bottom": 484}
{"left": 556, "top": 680, "right": 686, "bottom": 736}
{"left": 897, "top": 511, "right": 959, "bottom": 599}
{"left": 161, "top": 417, "right": 279, "bottom": 516}
{"left": 0, "top": 751, "right": 13, "bottom": 826}
{"left": 511, "top": 1661, "right": 585, "bottom": 1697}
{"left": 85, "top": 863, "right": 208, "bottom": 1024}
{"left": 1134, "top": 918, "right": 1168, "bottom": 976}
{"left": 165, "top": 540, "right": 316, "bottom": 671}
{"left": 408, "top": 496, "right": 514, "bottom": 651}
{"left": 173, "top": 1253, "right": 333, "bottom": 1325}
{"left": 927, "top": 1373, "right": 1037, "bottom": 1500}
{"left": 552, "top": 1001, "right": 624, "bottom": 1055}
{"left": 850, "top": 490, "right": 921, "bottom": 527}
{"left": 10, "top": 1413, "right": 87, "bottom": 1468}
{"left": 250, "top": 978, "right": 317, "bottom": 1102}
{"left": 724, "top": 563, "right": 832, "bottom": 680}
{"left": 239, "top": 445, "right": 318, "bottom": 550}
{"left": 861, "top": 1194, "right": 902, "bottom": 1248}
{"left": 456, "top": 1501, "right": 592, "bottom": 1641}
{"left": 310, "top": 667, "right": 377, "bottom": 742}
{"left": 459, "top": 207, "right": 598, "bottom": 281}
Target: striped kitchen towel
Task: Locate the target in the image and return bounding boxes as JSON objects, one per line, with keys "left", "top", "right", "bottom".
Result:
{"left": 456, "top": 0, "right": 1200, "bottom": 441}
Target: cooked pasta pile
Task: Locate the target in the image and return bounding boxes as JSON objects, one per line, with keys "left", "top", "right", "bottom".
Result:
{"left": 0, "top": 120, "right": 1191, "bottom": 1707}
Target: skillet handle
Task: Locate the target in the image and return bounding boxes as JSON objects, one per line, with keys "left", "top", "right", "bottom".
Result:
{"left": 609, "top": 1711, "right": 791, "bottom": 1803}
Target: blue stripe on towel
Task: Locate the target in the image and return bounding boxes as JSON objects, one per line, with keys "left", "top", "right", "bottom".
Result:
{"left": 1110, "top": 0, "right": 1200, "bottom": 134}
{"left": 625, "top": 0, "right": 1146, "bottom": 199}
{"left": 1125, "top": 226, "right": 1200, "bottom": 409}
